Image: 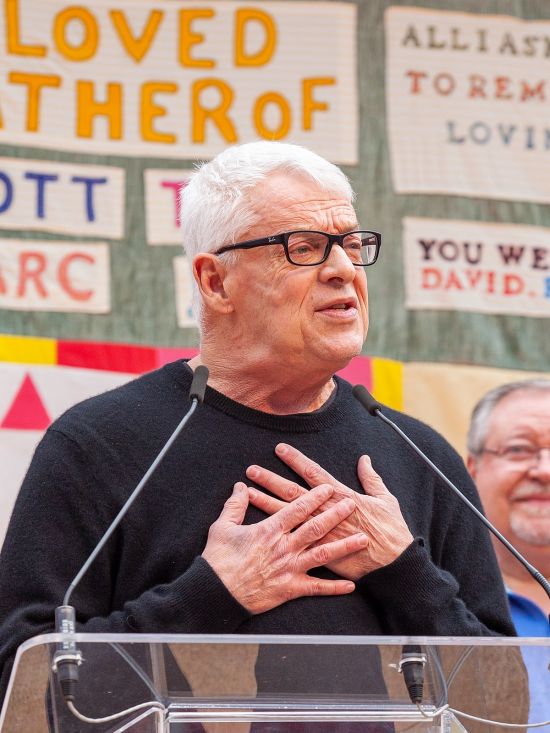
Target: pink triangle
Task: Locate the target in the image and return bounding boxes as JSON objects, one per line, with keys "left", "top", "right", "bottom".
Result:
{"left": 1, "top": 374, "right": 51, "bottom": 430}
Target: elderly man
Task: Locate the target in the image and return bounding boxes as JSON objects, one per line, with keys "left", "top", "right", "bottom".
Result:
{"left": 0, "top": 142, "right": 513, "bottom": 706}
{"left": 466, "top": 379, "right": 550, "bottom": 631}
{"left": 466, "top": 379, "right": 550, "bottom": 726}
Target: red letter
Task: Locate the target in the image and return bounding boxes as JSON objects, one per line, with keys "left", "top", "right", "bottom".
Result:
{"left": 161, "top": 179, "right": 189, "bottom": 228}
{"left": 503, "top": 274, "right": 524, "bottom": 295}
{"left": 468, "top": 75, "right": 487, "bottom": 99}
{"left": 495, "top": 76, "right": 512, "bottom": 100}
{"left": 58, "top": 252, "right": 94, "bottom": 301}
{"left": 433, "top": 73, "right": 455, "bottom": 96}
{"left": 421, "top": 267, "right": 441, "bottom": 289}
{"left": 17, "top": 251, "right": 47, "bottom": 297}
{"left": 444, "top": 271, "right": 463, "bottom": 290}
{"left": 465, "top": 270, "right": 483, "bottom": 288}
{"left": 405, "top": 70, "right": 427, "bottom": 94}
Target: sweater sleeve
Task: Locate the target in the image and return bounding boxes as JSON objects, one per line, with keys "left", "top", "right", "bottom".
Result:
{"left": 0, "top": 428, "right": 251, "bottom": 705}
{"left": 359, "top": 425, "right": 516, "bottom": 637}
{"left": 358, "top": 538, "right": 515, "bottom": 636}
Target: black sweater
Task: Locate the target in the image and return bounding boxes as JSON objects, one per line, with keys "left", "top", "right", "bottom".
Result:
{"left": 0, "top": 360, "right": 514, "bottom": 702}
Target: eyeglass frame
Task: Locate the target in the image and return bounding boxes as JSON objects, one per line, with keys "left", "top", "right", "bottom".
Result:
{"left": 213, "top": 230, "right": 382, "bottom": 267}
{"left": 478, "top": 446, "right": 550, "bottom": 465}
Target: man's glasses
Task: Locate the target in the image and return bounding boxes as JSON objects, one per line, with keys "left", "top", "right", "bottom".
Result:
{"left": 480, "top": 445, "right": 550, "bottom": 465}
{"left": 214, "top": 230, "right": 381, "bottom": 267}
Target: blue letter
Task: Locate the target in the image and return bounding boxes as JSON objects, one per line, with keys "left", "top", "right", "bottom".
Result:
{"left": 71, "top": 176, "right": 107, "bottom": 222}
{"left": 0, "top": 172, "right": 13, "bottom": 214}
{"left": 545, "top": 277, "right": 550, "bottom": 298}
{"left": 24, "top": 172, "right": 59, "bottom": 218}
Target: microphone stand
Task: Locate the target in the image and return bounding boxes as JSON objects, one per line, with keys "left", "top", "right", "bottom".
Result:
{"left": 53, "top": 365, "right": 209, "bottom": 701}
{"left": 352, "top": 384, "right": 550, "bottom": 705}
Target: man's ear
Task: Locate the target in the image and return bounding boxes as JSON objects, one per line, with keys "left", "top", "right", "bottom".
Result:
{"left": 193, "top": 253, "right": 234, "bottom": 315}
{"left": 466, "top": 453, "right": 477, "bottom": 480}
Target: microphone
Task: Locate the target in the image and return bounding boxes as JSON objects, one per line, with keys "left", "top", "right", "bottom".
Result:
{"left": 352, "top": 384, "right": 550, "bottom": 703}
{"left": 352, "top": 385, "right": 550, "bottom": 599}
{"left": 396, "top": 646, "right": 426, "bottom": 704}
{"left": 189, "top": 364, "right": 209, "bottom": 403}
{"left": 53, "top": 365, "right": 209, "bottom": 701}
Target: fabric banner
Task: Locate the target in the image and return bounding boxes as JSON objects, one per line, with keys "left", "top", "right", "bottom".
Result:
{"left": 0, "top": 239, "right": 110, "bottom": 312}
{"left": 1, "top": 0, "right": 550, "bottom": 544}
{"left": 144, "top": 169, "right": 194, "bottom": 246}
{"left": 0, "top": 157, "right": 125, "bottom": 237}
{"left": 1, "top": 331, "right": 547, "bottom": 548}
{"left": 386, "top": 6, "right": 550, "bottom": 203}
{"left": 0, "top": 1, "right": 358, "bottom": 163}
{"left": 403, "top": 217, "right": 550, "bottom": 317}
{"left": 0, "top": 333, "right": 386, "bottom": 545}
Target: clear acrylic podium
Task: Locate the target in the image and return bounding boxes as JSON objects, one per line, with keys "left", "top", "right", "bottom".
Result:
{"left": 0, "top": 634, "right": 547, "bottom": 733}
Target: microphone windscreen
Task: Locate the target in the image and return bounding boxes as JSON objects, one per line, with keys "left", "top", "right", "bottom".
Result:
{"left": 352, "top": 384, "right": 383, "bottom": 416}
{"left": 189, "top": 365, "right": 209, "bottom": 403}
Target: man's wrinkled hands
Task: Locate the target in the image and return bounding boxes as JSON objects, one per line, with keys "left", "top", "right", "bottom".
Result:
{"left": 245, "top": 444, "right": 414, "bottom": 581}
{"left": 202, "top": 482, "right": 369, "bottom": 614}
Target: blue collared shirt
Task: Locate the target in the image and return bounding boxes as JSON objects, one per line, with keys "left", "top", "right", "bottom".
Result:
{"left": 507, "top": 590, "right": 550, "bottom": 730}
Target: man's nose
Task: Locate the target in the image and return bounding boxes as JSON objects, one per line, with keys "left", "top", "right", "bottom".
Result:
{"left": 319, "top": 243, "right": 357, "bottom": 282}
{"left": 528, "top": 448, "right": 550, "bottom": 481}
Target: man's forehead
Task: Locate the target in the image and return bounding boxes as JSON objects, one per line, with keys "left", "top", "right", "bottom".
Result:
{"left": 248, "top": 174, "right": 358, "bottom": 231}
{"left": 489, "top": 390, "right": 550, "bottom": 436}
{"left": 256, "top": 171, "right": 348, "bottom": 202}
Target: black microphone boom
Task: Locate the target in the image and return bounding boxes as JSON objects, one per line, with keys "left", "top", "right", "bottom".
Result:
{"left": 53, "top": 365, "right": 209, "bottom": 701}
{"left": 352, "top": 384, "right": 550, "bottom": 600}
{"left": 353, "top": 383, "right": 550, "bottom": 706}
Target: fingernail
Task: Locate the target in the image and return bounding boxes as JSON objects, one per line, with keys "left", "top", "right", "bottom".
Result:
{"left": 276, "top": 443, "right": 288, "bottom": 455}
{"left": 361, "top": 455, "right": 372, "bottom": 466}
{"left": 234, "top": 481, "right": 245, "bottom": 491}
{"left": 342, "top": 498, "right": 355, "bottom": 512}
{"left": 247, "top": 466, "right": 259, "bottom": 478}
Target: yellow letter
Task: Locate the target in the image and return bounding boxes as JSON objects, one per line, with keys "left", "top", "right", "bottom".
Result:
{"left": 179, "top": 9, "right": 215, "bottom": 68}
{"left": 110, "top": 10, "right": 163, "bottom": 63}
{"left": 9, "top": 72, "right": 61, "bottom": 131}
{"left": 235, "top": 8, "right": 276, "bottom": 67}
{"left": 5, "top": 0, "right": 46, "bottom": 56}
{"left": 141, "top": 82, "right": 177, "bottom": 143}
{"left": 302, "top": 77, "right": 335, "bottom": 130}
{"left": 253, "top": 92, "right": 291, "bottom": 140}
{"left": 192, "top": 79, "right": 237, "bottom": 143}
{"left": 76, "top": 81, "right": 122, "bottom": 139}
{"left": 54, "top": 7, "right": 99, "bottom": 61}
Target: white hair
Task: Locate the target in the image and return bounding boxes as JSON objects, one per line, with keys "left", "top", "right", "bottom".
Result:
{"left": 467, "top": 379, "right": 550, "bottom": 455}
{"left": 180, "top": 141, "right": 355, "bottom": 327}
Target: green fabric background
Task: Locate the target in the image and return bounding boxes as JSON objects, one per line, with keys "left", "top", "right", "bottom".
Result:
{"left": 0, "top": 0, "right": 549, "bottom": 371}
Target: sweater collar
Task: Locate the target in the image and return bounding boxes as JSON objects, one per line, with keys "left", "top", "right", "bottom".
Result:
{"left": 166, "top": 360, "right": 351, "bottom": 433}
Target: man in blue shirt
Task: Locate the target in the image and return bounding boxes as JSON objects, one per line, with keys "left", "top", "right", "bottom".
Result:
{"left": 467, "top": 379, "right": 550, "bottom": 726}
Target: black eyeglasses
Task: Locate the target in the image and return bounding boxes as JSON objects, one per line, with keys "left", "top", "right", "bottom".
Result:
{"left": 480, "top": 445, "right": 550, "bottom": 465}
{"left": 214, "top": 230, "right": 381, "bottom": 267}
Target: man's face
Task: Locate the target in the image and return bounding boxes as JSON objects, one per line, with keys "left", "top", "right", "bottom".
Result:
{"left": 468, "top": 390, "right": 550, "bottom": 552}
{"left": 222, "top": 174, "right": 369, "bottom": 373}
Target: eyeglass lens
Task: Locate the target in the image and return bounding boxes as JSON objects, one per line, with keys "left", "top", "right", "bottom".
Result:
{"left": 497, "top": 445, "right": 550, "bottom": 463}
{"left": 286, "top": 232, "right": 378, "bottom": 266}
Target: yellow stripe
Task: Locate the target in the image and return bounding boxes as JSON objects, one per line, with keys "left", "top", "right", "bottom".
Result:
{"left": 0, "top": 334, "right": 57, "bottom": 365}
{"left": 372, "top": 357, "right": 403, "bottom": 411}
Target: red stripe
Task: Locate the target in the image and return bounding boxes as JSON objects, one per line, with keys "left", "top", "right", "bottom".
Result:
{"left": 58, "top": 341, "right": 157, "bottom": 374}
{"left": 155, "top": 347, "right": 198, "bottom": 368}
{"left": 337, "top": 356, "right": 372, "bottom": 389}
